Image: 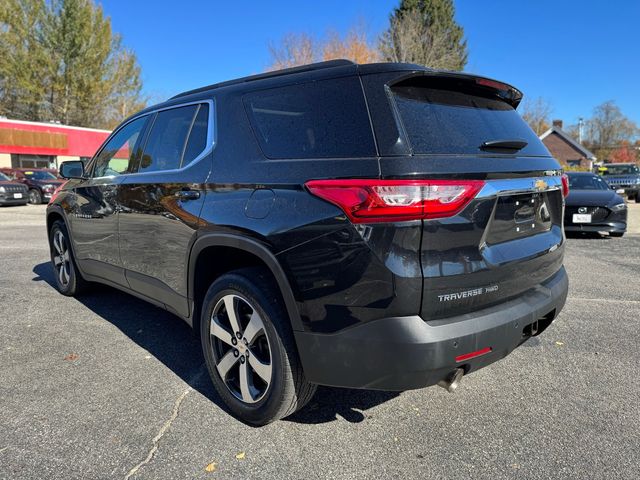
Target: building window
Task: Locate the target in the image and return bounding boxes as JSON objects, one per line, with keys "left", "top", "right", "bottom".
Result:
{"left": 567, "top": 159, "right": 582, "bottom": 167}
{"left": 10, "top": 154, "right": 55, "bottom": 169}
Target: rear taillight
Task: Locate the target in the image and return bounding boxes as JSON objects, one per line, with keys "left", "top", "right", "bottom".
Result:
{"left": 561, "top": 174, "right": 569, "bottom": 198}
{"left": 305, "top": 179, "right": 485, "bottom": 223}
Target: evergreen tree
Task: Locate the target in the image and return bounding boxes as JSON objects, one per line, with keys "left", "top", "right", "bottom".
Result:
{"left": 0, "top": 0, "right": 145, "bottom": 128}
{"left": 380, "top": 0, "right": 468, "bottom": 71}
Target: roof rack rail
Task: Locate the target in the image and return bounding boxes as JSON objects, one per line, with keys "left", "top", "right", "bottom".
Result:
{"left": 171, "top": 59, "right": 356, "bottom": 99}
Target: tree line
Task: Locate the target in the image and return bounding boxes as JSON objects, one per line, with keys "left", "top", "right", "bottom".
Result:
{"left": 521, "top": 97, "right": 639, "bottom": 163}
{"left": 2, "top": 0, "right": 638, "bottom": 156}
{"left": 267, "top": 0, "right": 467, "bottom": 71}
{"left": 0, "top": 0, "right": 145, "bottom": 129}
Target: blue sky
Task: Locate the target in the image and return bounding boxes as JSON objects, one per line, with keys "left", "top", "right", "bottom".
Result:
{"left": 100, "top": 0, "right": 640, "bottom": 127}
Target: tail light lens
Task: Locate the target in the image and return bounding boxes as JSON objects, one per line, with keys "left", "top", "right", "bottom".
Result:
{"left": 305, "top": 179, "right": 485, "bottom": 223}
{"left": 561, "top": 174, "right": 570, "bottom": 198}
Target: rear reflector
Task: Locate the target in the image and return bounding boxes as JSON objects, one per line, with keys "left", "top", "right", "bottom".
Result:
{"left": 455, "top": 347, "right": 492, "bottom": 363}
{"left": 305, "top": 179, "right": 485, "bottom": 223}
{"left": 561, "top": 174, "right": 570, "bottom": 198}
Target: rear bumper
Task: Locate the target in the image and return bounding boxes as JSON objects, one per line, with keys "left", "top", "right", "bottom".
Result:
{"left": 295, "top": 267, "right": 568, "bottom": 391}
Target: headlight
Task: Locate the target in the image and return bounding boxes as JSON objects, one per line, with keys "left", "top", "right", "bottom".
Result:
{"left": 611, "top": 203, "right": 627, "bottom": 211}
{"left": 43, "top": 184, "right": 54, "bottom": 192}
{"left": 0, "top": 186, "right": 5, "bottom": 193}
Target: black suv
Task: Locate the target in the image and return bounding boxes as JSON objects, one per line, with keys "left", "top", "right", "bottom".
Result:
{"left": 47, "top": 60, "right": 569, "bottom": 425}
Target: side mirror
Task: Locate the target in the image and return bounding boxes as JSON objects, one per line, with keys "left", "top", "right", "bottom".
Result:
{"left": 615, "top": 189, "right": 625, "bottom": 194}
{"left": 60, "top": 160, "right": 85, "bottom": 179}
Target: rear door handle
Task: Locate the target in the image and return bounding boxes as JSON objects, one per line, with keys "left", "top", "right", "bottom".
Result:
{"left": 176, "top": 189, "right": 200, "bottom": 200}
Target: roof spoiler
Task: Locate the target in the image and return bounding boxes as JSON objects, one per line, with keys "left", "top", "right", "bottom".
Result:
{"left": 386, "top": 71, "right": 524, "bottom": 108}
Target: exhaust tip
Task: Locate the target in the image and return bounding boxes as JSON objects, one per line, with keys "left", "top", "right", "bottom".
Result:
{"left": 437, "top": 368, "right": 464, "bottom": 393}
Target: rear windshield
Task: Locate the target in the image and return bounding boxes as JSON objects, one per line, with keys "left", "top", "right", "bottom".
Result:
{"left": 567, "top": 174, "right": 609, "bottom": 191}
{"left": 390, "top": 80, "right": 548, "bottom": 156}
{"left": 601, "top": 165, "right": 639, "bottom": 175}
{"left": 244, "top": 77, "right": 376, "bottom": 159}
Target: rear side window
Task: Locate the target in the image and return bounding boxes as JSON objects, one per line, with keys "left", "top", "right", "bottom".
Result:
{"left": 139, "top": 105, "right": 199, "bottom": 173}
{"left": 244, "top": 77, "right": 376, "bottom": 159}
{"left": 390, "top": 80, "right": 549, "bottom": 156}
{"left": 182, "top": 104, "right": 209, "bottom": 164}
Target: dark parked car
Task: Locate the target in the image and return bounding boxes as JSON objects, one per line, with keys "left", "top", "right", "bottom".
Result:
{"left": 0, "top": 168, "right": 65, "bottom": 204}
{"left": 47, "top": 60, "right": 569, "bottom": 425}
{"left": 564, "top": 172, "right": 627, "bottom": 237}
{"left": 0, "top": 171, "right": 29, "bottom": 206}
{"left": 599, "top": 163, "right": 640, "bottom": 202}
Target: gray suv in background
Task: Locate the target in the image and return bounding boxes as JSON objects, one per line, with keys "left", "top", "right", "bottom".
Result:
{"left": 600, "top": 163, "right": 640, "bottom": 202}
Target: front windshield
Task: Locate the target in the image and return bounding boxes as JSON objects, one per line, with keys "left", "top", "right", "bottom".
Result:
{"left": 568, "top": 174, "right": 610, "bottom": 191}
{"left": 601, "top": 165, "right": 640, "bottom": 175}
{"left": 0, "top": 173, "right": 10, "bottom": 181}
{"left": 22, "top": 170, "right": 57, "bottom": 180}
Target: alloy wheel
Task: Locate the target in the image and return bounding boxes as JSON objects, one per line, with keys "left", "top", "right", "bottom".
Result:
{"left": 52, "top": 229, "right": 71, "bottom": 287}
{"left": 209, "top": 294, "right": 273, "bottom": 404}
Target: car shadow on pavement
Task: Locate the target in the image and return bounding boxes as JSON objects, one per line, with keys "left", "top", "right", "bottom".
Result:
{"left": 285, "top": 387, "right": 399, "bottom": 424}
{"left": 33, "top": 262, "right": 398, "bottom": 425}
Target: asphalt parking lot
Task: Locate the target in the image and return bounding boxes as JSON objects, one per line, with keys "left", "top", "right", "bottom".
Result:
{"left": 1, "top": 204, "right": 639, "bottom": 480}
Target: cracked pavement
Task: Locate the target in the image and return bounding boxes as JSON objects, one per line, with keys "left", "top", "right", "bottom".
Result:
{"left": 1, "top": 204, "right": 639, "bottom": 479}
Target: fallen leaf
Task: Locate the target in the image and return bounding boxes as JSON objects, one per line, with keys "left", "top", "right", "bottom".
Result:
{"left": 64, "top": 353, "right": 79, "bottom": 361}
{"left": 555, "top": 341, "right": 564, "bottom": 346}
{"left": 235, "top": 452, "right": 245, "bottom": 460}
{"left": 205, "top": 462, "right": 217, "bottom": 472}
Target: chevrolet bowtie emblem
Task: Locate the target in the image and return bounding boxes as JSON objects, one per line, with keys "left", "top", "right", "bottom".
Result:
{"left": 534, "top": 179, "right": 548, "bottom": 191}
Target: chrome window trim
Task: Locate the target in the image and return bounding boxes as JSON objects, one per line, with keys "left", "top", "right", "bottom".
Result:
{"left": 91, "top": 99, "right": 216, "bottom": 180}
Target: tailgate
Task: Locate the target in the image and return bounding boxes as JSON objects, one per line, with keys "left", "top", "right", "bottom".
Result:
{"left": 421, "top": 177, "right": 565, "bottom": 320}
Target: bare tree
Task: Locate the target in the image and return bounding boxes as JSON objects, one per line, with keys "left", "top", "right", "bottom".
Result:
{"left": 520, "top": 97, "right": 553, "bottom": 136}
{"left": 585, "top": 101, "right": 638, "bottom": 147}
{"left": 378, "top": 5, "right": 467, "bottom": 70}
{"left": 266, "top": 33, "right": 317, "bottom": 71}
{"left": 267, "top": 25, "right": 379, "bottom": 71}
{"left": 322, "top": 25, "right": 380, "bottom": 64}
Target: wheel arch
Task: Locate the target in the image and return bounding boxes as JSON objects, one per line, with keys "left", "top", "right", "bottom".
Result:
{"left": 46, "top": 206, "right": 83, "bottom": 273}
{"left": 188, "top": 234, "right": 303, "bottom": 335}
{"left": 46, "top": 208, "right": 65, "bottom": 233}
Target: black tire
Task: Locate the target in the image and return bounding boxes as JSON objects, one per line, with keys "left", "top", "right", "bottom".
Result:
{"left": 635, "top": 194, "right": 640, "bottom": 204}
{"left": 200, "top": 267, "right": 316, "bottom": 425}
{"left": 28, "top": 189, "right": 42, "bottom": 204}
{"left": 610, "top": 232, "right": 624, "bottom": 238}
{"left": 48, "top": 220, "right": 88, "bottom": 296}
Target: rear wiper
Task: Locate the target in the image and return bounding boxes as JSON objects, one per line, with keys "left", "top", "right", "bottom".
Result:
{"left": 480, "top": 139, "right": 528, "bottom": 151}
